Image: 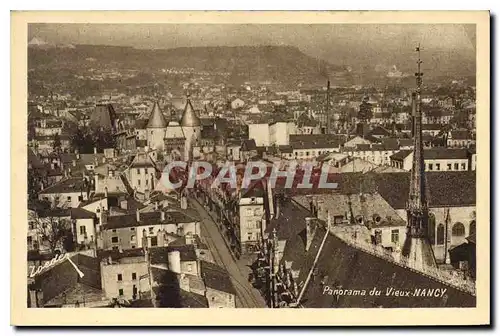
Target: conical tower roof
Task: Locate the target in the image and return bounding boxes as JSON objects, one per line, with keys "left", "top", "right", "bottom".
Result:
{"left": 147, "top": 101, "right": 167, "bottom": 128}
{"left": 180, "top": 96, "right": 201, "bottom": 127}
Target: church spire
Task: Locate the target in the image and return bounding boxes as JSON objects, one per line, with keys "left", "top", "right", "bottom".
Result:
{"left": 401, "top": 45, "right": 437, "bottom": 269}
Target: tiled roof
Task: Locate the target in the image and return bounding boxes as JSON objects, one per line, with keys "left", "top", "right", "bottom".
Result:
{"left": 289, "top": 227, "right": 476, "bottom": 307}
{"left": 200, "top": 260, "right": 236, "bottom": 295}
{"left": 153, "top": 286, "right": 208, "bottom": 308}
{"left": 338, "top": 171, "right": 476, "bottom": 209}
{"left": 149, "top": 244, "right": 198, "bottom": 264}
{"left": 70, "top": 207, "right": 96, "bottom": 219}
{"left": 33, "top": 253, "right": 102, "bottom": 305}
{"left": 39, "top": 177, "right": 89, "bottom": 195}
{"left": 102, "top": 210, "right": 198, "bottom": 230}
{"left": 390, "top": 148, "right": 470, "bottom": 161}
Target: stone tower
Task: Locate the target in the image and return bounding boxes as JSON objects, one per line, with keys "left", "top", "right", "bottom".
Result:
{"left": 180, "top": 94, "right": 201, "bottom": 160}
{"left": 146, "top": 101, "right": 167, "bottom": 151}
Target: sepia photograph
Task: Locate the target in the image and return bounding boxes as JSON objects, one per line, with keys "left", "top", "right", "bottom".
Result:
{"left": 11, "top": 10, "right": 490, "bottom": 326}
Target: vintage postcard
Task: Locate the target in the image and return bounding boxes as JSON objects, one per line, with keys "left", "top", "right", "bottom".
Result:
{"left": 11, "top": 11, "right": 490, "bottom": 326}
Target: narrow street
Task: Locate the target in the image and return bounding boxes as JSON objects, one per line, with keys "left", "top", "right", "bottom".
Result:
{"left": 191, "top": 197, "right": 267, "bottom": 308}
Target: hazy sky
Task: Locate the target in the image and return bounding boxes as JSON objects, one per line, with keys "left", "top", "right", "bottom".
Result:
{"left": 29, "top": 23, "right": 476, "bottom": 55}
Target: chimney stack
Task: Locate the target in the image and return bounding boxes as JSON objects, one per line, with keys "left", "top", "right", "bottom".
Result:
{"left": 305, "top": 217, "right": 317, "bottom": 251}
{"left": 94, "top": 147, "right": 97, "bottom": 154}
{"left": 160, "top": 211, "right": 165, "bottom": 222}
{"left": 155, "top": 202, "right": 159, "bottom": 211}
{"left": 136, "top": 209, "right": 140, "bottom": 222}
{"left": 167, "top": 250, "right": 181, "bottom": 274}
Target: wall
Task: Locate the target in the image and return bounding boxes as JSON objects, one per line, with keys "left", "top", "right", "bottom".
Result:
{"left": 74, "top": 218, "right": 96, "bottom": 245}
{"left": 205, "top": 287, "right": 236, "bottom": 308}
{"left": 39, "top": 192, "right": 88, "bottom": 208}
{"left": 239, "top": 199, "right": 264, "bottom": 252}
{"left": 101, "top": 258, "right": 149, "bottom": 300}
{"left": 128, "top": 166, "right": 157, "bottom": 193}
{"left": 395, "top": 205, "right": 476, "bottom": 263}
{"left": 248, "top": 124, "right": 270, "bottom": 147}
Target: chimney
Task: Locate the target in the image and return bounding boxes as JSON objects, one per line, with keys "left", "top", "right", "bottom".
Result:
{"left": 160, "top": 211, "right": 165, "bottom": 222}
{"left": 179, "top": 273, "right": 190, "bottom": 292}
{"left": 180, "top": 195, "right": 188, "bottom": 210}
{"left": 317, "top": 199, "right": 325, "bottom": 220}
{"left": 94, "top": 147, "right": 97, "bottom": 154}
{"left": 136, "top": 209, "right": 140, "bottom": 222}
{"left": 157, "top": 229, "right": 165, "bottom": 247}
{"left": 155, "top": 202, "right": 159, "bottom": 211}
{"left": 305, "top": 217, "right": 318, "bottom": 251}
{"left": 120, "top": 199, "right": 128, "bottom": 210}
{"left": 274, "top": 194, "right": 281, "bottom": 220}
{"left": 108, "top": 255, "right": 112, "bottom": 264}
{"left": 167, "top": 250, "right": 181, "bottom": 274}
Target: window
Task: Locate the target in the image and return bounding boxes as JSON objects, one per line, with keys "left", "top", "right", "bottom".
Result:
{"left": 130, "top": 235, "right": 136, "bottom": 242}
{"left": 391, "top": 229, "right": 399, "bottom": 244}
{"left": 80, "top": 226, "right": 86, "bottom": 235}
{"left": 461, "top": 163, "right": 466, "bottom": 170}
{"left": 428, "top": 213, "right": 436, "bottom": 245}
{"left": 447, "top": 163, "right": 452, "bottom": 171}
{"left": 111, "top": 237, "right": 119, "bottom": 243}
{"left": 454, "top": 163, "right": 459, "bottom": 170}
{"left": 247, "top": 233, "right": 253, "bottom": 241}
{"left": 131, "top": 245, "right": 136, "bottom": 249}
{"left": 137, "top": 180, "right": 141, "bottom": 186}
{"left": 428, "top": 163, "right": 433, "bottom": 171}
{"left": 437, "top": 224, "right": 445, "bottom": 245}
{"left": 132, "top": 273, "right": 137, "bottom": 280}
{"left": 78, "top": 195, "right": 83, "bottom": 202}
{"left": 112, "top": 229, "right": 117, "bottom": 233}
{"left": 436, "top": 163, "right": 441, "bottom": 171}
{"left": 130, "top": 228, "right": 135, "bottom": 231}
{"left": 137, "top": 168, "right": 140, "bottom": 174}
{"left": 149, "top": 227, "right": 154, "bottom": 234}
{"left": 452, "top": 223, "right": 465, "bottom": 237}
{"left": 470, "top": 220, "right": 476, "bottom": 236}
{"left": 112, "top": 246, "right": 119, "bottom": 251}
{"left": 306, "top": 151, "right": 310, "bottom": 156}
{"left": 117, "top": 274, "right": 122, "bottom": 281}
{"left": 27, "top": 236, "right": 32, "bottom": 245}
{"left": 118, "top": 289, "right": 124, "bottom": 296}
{"left": 67, "top": 196, "right": 72, "bottom": 202}
{"left": 151, "top": 236, "right": 158, "bottom": 247}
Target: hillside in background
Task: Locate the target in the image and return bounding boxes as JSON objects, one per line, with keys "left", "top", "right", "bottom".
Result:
{"left": 28, "top": 44, "right": 348, "bottom": 86}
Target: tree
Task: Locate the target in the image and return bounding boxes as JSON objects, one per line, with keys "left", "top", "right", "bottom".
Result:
{"left": 34, "top": 204, "right": 72, "bottom": 254}
{"left": 27, "top": 168, "right": 47, "bottom": 201}
{"left": 52, "top": 133, "right": 62, "bottom": 153}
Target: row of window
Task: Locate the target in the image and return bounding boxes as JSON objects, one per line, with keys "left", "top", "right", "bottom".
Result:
{"left": 43, "top": 195, "right": 84, "bottom": 203}
{"left": 428, "top": 162, "right": 467, "bottom": 171}
{"left": 117, "top": 285, "right": 138, "bottom": 297}
{"left": 429, "top": 221, "right": 474, "bottom": 245}
{"left": 117, "top": 272, "right": 137, "bottom": 281}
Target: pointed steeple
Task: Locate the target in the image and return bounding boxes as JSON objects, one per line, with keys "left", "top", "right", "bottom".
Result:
{"left": 180, "top": 93, "right": 201, "bottom": 127}
{"left": 147, "top": 101, "right": 167, "bottom": 128}
{"left": 401, "top": 45, "right": 437, "bottom": 269}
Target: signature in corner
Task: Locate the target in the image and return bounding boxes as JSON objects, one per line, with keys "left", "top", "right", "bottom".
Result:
{"left": 29, "top": 253, "right": 85, "bottom": 278}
